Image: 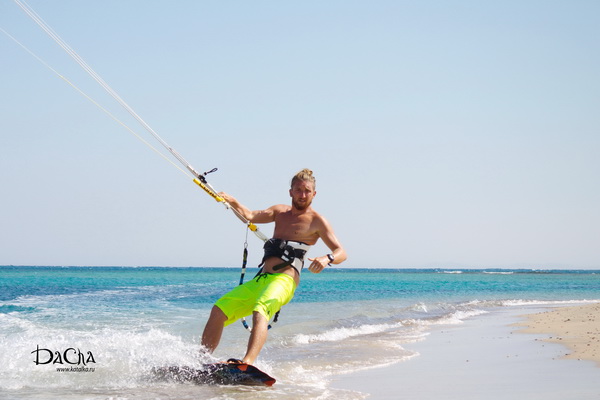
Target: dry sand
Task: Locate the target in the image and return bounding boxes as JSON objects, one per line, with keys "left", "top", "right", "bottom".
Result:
{"left": 516, "top": 302, "right": 600, "bottom": 366}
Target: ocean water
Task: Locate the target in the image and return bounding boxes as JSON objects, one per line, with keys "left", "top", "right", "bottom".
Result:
{"left": 1, "top": 266, "right": 599, "bottom": 399}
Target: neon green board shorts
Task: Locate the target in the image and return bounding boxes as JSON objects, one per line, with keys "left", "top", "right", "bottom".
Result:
{"left": 215, "top": 273, "right": 297, "bottom": 326}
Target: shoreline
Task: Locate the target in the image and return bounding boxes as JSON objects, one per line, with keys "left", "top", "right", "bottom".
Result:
{"left": 515, "top": 302, "right": 600, "bottom": 366}
{"left": 332, "top": 305, "right": 600, "bottom": 399}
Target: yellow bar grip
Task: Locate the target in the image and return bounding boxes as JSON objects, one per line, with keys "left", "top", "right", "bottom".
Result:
{"left": 193, "top": 178, "right": 224, "bottom": 202}
{"left": 248, "top": 223, "right": 258, "bottom": 232}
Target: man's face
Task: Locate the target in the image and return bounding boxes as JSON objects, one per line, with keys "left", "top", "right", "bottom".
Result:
{"left": 290, "top": 180, "right": 316, "bottom": 211}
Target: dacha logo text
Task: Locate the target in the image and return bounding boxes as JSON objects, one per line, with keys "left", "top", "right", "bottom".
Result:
{"left": 32, "top": 345, "right": 97, "bottom": 366}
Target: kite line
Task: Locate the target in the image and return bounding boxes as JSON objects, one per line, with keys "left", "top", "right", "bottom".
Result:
{"left": 6, "top": 0, "right": 269, "bottom": 244}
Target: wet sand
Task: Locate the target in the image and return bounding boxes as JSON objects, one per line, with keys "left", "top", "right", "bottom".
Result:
{"left": 332, "top": 305, "right": 600, "bottom": 399}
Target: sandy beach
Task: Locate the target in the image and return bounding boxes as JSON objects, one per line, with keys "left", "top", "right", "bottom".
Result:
{"left": 333, "top": 305, "right": 600, "bottom": 399}
{"left": 516, "top": 302, "right": 600, "bottom": 366}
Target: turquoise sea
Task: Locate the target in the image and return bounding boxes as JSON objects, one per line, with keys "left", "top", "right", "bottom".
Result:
{"left": 1, "top": 266, "right": 599, "bottom": 399}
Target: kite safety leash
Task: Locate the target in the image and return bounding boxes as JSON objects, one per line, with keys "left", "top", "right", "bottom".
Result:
{"left": 239, "top": 227, "right": 279, "bottom": 332}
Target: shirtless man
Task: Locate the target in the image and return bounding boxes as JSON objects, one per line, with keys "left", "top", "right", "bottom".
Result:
{"left": 200, "top": 168, "right": 347, "bottom": 365}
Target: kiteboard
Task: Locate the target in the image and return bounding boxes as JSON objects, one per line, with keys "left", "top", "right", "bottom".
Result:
{"left": 152, "top": 361, "right": 276, "bottom": 387}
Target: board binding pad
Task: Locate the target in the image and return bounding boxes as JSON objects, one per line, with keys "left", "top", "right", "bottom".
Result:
{"left": 152, "top": 360, "right": 276, "bottom": 387}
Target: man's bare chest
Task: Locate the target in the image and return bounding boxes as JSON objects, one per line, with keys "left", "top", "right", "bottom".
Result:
{"left": 273, "top": 213, "right": 318, "bottom": 243}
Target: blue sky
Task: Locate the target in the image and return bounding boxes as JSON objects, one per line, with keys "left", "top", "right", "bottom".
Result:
{"left": 1, "top": 0, "right": 598, "bottom": 269}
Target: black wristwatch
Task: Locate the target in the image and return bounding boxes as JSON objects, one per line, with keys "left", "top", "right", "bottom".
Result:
{"left": 326, "top": 253, "right": 335, "bottom": 265}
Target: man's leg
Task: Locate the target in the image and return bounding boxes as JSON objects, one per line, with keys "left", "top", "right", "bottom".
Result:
{"left": 242, "top": 311, "right": 269, "bottom": 365}
{"left": 201, "top": 306, "right": 227, "bottom": 353}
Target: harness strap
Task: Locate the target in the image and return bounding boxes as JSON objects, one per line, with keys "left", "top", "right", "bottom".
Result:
{"left": 258, "top": 239, "right": 308, "bottom": 272}
{"left": 239, "top": 233, "right": 280, "bottom": 332}
{"left": 239, "top": 238, "right": 309, "bottom": 332}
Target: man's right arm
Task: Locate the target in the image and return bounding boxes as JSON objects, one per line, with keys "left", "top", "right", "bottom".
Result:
{"left": 218, "top": 192, "right": 278, "bottom": 224}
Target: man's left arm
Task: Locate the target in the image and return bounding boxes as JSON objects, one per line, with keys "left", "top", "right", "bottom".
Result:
{"left": 308, "top": 217, "right": 347, "bottom": 273}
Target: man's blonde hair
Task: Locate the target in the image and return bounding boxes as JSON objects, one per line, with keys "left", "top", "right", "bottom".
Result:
{"left": 291, "top": 168, "right": 316, "bottom": 189}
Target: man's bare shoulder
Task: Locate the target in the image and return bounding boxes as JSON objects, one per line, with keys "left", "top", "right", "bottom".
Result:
{"left": 269, "top": 204, "right": 291, "bottom": 213}
{"left": 296, "top": 207, "right": 330, "bottom": 230}
{"left": 310, "top": 209, "right": 331, "bottom": 228}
